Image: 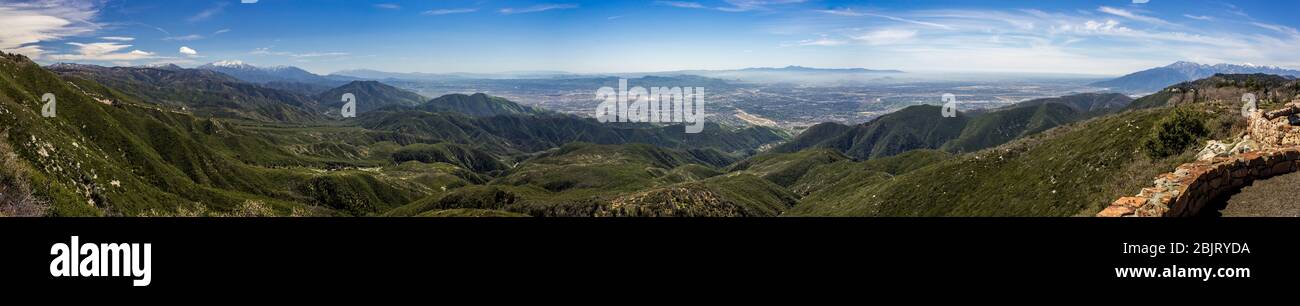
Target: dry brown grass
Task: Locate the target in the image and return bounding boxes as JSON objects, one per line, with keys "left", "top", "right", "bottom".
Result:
{"left": 0, "top": 131, "right": 48, "bottom": 217}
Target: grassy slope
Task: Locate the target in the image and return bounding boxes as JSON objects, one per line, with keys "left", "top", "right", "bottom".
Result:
{"left": 421, "top": 93, "right": 545, "bottom": 117}
{"left": 788, "top": 108, "right": 1194, "bottom": 216}
{"left": 779, "top": 94, "right": 1135, "bottom": 160}
{"left": 725, "top": 149, "right": 850, "bottom": 187}
{"left": 1, "top": 53, "right": 438, "bottom": 216}
{"left": 317, "top": 80, "right": 425, "bottom": 114}
{"left": 50, "top": 65, "right": 324, "bottom": 123}
{"left": 942, "top": 103, "right": 1081, "bottom": 153}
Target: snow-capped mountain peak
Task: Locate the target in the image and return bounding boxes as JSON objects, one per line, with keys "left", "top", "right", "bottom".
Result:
{"left": 208, "top": 60, "right": 252, "bottom": 68}
{"left": 195, "top": 60, "right": 335, "bottom": 84}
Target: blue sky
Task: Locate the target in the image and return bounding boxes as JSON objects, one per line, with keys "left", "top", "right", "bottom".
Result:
{"left": 2, "top": 0, "right": 1298, "bottom": 75}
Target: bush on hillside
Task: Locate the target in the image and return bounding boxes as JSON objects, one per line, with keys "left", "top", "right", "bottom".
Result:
{"left": 1143, "top": 108, "right": 1208, "bottom": 159}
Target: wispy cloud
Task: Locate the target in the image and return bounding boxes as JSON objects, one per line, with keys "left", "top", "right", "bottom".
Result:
{"left": 250, "top": 47, "right": 350, "bottom": 58}
{"left": 100, "top": 36, "right": 134, "bottom": 41}
{"left": 1097, "top": 6, "right": 1175, "bottom": 27}
{"left": 1251, "top": 22, "right": 1300, "bottom": 36}
{"left": 47, "top": 42, "right": 156, "bottom": 61}
{"left": 499, "top": 4, "right": 578, "bottom": 15}
{"left": 717, "top": 0, "right": 807, "bottom": 13}
{"left": 422, "top": 8, "right": 478, "bottom": 16}
{"left": 187, "top": 2, "right": 227, "bottom": 23}
{"left": 781, "top": 37, "right": 846, "bottom": 47}
{"left": 1183, "top": 14, "right": 1214, "bottom": 21}
{"left": 0, "top": 0, "right": 102, "bottom": 59}
{"left": 163, "top": 34, "right": 204, "bottom": 41}
{"left": 851, "top": 29, "right": 918, "bottom": 45}
{"left": 814, "top": 9, "right": 953, "bottom": 30}
{"left": 655, "top": 1, "right": 705, "bottom": 9}
{"left": 815, "top": 8, "right": 863, "bottom": 17}
{"left": 780, "top": 6, "right": 1300, "bottom": 73}
{"left": 373, "top": 3, "right": 400, "bottom": 10}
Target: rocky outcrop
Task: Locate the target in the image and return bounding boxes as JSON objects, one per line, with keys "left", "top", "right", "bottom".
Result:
{"left": 1101, "top": 101, "right": 1300, "bottom": 217}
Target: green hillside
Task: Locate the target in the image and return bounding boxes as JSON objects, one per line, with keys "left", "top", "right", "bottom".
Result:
{"left": 421, "top": 93, "right": 546, "bottom": 117}
{"left": 317, "top": 80, "right": 425, "bottom": 114}
{"left": 819, "top": 104, "right": 969, "bottom": 159}
{"left": 3, "top": 53, "right": 795, "bottom": 217}
{"left": 777, "top": 93, "right": 1135, "bottom": 160}
{"left": 786, "top": 101, "right": 1242, "bottom": 216}
{"left": 47, "top": 63, "right": 325, "bottom": 123}
{"left": 726, "top": 149, "right": 850, "bottom": 187}
{"left": 9, "top": 48, "right": 1289, "bottom": 218}
{"left": 358, "top": 109, "right": 789, "bottom": 156}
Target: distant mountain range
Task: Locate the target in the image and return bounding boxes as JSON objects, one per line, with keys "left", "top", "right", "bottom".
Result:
{"left": 1092, "top": 61, "right": 1300, "bottom": 94}
{"left": 49, "top": 62, "right": 328, "bottom": 122}
{"left": 197, "top": 60, "right": 351, "bottom": 85}
{"left": 330, "top": 69, "right": 579, "bottom": 80}
{"left": 330, "top": 65, "right": 903, "bottom": 83}
{"left": 734, "top": 66, "right": 904, "bottom": 73}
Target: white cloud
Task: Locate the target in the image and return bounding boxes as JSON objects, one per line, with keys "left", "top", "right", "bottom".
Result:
{"left": 213, "top": 28, "right": 230, "bottom": 35}
{"left": 187, "top": 2, "right": 227, "bottom": 23}
{"left": 179, "top": 46, "right": 198, "bottom": 56}
{"left": 1183, "top": 14, "right": 1214, "bottom": 21}
{"left": 774, "top": 6, "right": 1300, "bottom": 74}
{"left": 1251, "top": 22, "right": 1300, "bottom": 37}
{"left": 100, "top": 36, "right": 134, "bottom": 41}
{"left": 782, "top": 38, "right": 847, "bottom": 47}
{"left": 499, "top": 4, "right": 578, "bottom": 15}
{"left": 1083, "top": 19, "right": 1128, "bottom": 32}
{"left": 422, "top": 8, "right": 477, "bottom": 16}
{"left": 250, "top": 47, "right": 349, "bottom": 58}
{"left": 1097, "top": 6, "right": 1175, "bottom": 27}
{"left": 716, "top": 0, "right": 807, "bottom": 13}
{"left": 852, "top": 29, "right": 918, "bottom": 45}
{"left": 814, "top": 9, "right": 952, "bottom": 30}
{"left": 655, "top": 1, "right": 705, "bottom": 9}
{"left": 814, "top": 8, "right": 861, "bottom": 16}
{"left": 373, "top": 4, "right": 400, "bottom": 10}
{"left": 163, "top": 34, "right": 204, "bottom": 41}
{"left": 46, "top": 42, "right": 156, "bottom": 61}
{"left": 0, "top": 0, "right": 101, "bottom": 59}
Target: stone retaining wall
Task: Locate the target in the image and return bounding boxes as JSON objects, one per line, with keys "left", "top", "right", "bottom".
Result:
{"left": 1100, "top": 101, "right": 1300, "bottom": 217}
{"left": 1098, "top": 146, "right": 1300, "bottom": 217}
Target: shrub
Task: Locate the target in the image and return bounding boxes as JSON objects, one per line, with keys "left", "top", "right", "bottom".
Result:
{"left": 0, "top": 132, "right": 48, "bottom": 217}
{"left": 1143, "top": 107, "right": 1208, "bottom": 159}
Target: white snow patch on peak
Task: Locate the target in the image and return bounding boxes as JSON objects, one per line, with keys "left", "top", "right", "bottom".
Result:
{"left": 211, "top": 60, "right": 250, "bottom": 67}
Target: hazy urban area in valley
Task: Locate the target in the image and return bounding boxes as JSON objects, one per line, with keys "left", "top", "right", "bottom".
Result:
{"left": 353, "top": 68, "right": 1110, "bottom": 131}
